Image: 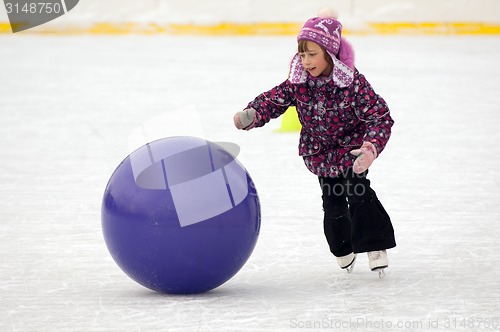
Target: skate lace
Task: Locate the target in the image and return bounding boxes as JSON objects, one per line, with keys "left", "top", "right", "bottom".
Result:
{"left": 367, "top": 251, "right": 380, "bottom": 260}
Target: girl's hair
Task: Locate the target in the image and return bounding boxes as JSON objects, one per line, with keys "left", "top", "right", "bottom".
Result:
{"left": 298, "top": 40, "right": 334, "bottom": 68}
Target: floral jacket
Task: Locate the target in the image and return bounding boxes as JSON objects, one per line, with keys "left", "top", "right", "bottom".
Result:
{"left": 246, "top": 69, "right": 394, "bottom": 178}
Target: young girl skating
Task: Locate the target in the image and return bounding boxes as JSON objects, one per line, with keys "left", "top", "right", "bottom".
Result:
{"left": 233, "top": 9, "right": 396, "bottom": 277}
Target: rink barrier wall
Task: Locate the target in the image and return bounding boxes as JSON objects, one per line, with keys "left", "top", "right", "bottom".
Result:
{"left": 2, "top": 22, "right": 500, "bottom": 35}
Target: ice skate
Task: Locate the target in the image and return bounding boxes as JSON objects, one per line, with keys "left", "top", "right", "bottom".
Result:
{"left": 367, "top": 250, "right": 388, "bottom": 278}
{"left": 336, "top": 253, "right": 357, "bottom": 274}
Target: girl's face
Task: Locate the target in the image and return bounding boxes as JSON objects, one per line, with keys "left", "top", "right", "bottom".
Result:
{"left": 299, "top": 41, "right": 332, "bottom": 77}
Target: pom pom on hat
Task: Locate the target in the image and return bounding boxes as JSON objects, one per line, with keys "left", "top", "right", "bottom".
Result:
{"left": 318, "top": 8, "right": 338, "bottom": 19}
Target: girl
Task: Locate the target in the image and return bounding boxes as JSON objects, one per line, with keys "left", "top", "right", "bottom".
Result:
{"left": 233, "top": 10, "right": 396, "bottom": 277}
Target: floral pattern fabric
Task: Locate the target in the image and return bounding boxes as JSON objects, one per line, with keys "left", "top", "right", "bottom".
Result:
{"left": 246, "top": 69, "right": 394, "bottom": 178}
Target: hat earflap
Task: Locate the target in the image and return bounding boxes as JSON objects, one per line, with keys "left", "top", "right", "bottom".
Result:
{"left": 338, "top": 37, "right": 355, "bottom": 69}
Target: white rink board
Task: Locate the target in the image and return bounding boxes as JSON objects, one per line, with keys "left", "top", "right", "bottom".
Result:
{"left": 1, "top": 0, "right": 500, "bottom": 26}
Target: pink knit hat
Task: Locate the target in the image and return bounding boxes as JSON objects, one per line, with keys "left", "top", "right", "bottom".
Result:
{"left": 289, "top": 9, "right": 355, "bottom": 87}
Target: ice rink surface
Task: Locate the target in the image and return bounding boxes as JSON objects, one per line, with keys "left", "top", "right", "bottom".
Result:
{"left": 1, "top": 34, "right": 500, "bottom": 331}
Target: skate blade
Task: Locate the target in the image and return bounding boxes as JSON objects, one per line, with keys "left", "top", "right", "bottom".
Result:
{"left": 343, "top": 256, "right": 357, "bottom": 274}
{"left": 371, "top": 267, "right": 387, "bottom": 279}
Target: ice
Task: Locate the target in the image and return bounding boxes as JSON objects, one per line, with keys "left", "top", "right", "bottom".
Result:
{"left": 1, "top": 34, "right": 500, "bottom": 331}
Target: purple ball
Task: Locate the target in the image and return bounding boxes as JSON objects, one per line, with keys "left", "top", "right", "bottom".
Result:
{"left": 101, "top": 136, "right": 261, "bottom": 294}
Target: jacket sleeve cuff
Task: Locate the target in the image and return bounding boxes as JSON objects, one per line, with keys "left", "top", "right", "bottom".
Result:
{"left": 364, "top": 139, "right": 380, "bottom": 158}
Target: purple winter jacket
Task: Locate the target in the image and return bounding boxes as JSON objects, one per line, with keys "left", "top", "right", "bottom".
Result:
{"left": 246, "top": 69, "right": 394, "bottom": 178}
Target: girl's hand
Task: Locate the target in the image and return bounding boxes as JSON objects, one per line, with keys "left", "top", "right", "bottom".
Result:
{"left": 350, "top": 141, "right": 378, "bottom": 174}
{"left": 234, "top": 108, "right": 257, "bottom": 130}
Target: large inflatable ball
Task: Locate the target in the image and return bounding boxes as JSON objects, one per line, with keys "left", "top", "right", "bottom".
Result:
{"left": 101, "top": 136, "right": 261, "bottom": 294}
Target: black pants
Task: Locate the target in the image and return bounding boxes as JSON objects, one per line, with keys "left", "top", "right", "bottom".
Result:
{"left": 319, "top": 169, "right": 396, "bottom": 257}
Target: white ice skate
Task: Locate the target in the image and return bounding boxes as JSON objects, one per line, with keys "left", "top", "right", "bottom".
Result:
{"left": 337, "top": 253, "right": 357, "bottom": 274}
{"left": 367, "top": 250, "right": 388, "bottom": 279}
